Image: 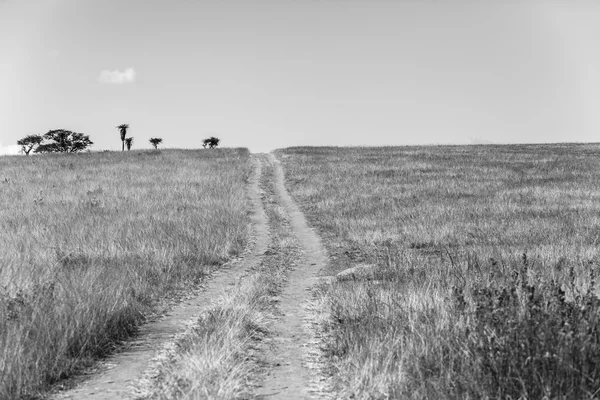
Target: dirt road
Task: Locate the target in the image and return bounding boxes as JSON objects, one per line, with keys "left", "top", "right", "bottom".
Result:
{"left": 254, "top": 154, "right": 329, "bottom": 399}
{"left": 51, "top": 154, "right": 329, "bottom": 399}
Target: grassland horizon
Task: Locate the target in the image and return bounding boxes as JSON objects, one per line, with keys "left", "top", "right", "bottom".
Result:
{"left": 3, "top": 142, "right": 600, "bottom": 399}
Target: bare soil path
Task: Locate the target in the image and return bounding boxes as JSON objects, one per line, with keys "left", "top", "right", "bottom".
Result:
{"left": 51, "top": 157, "right": 269, "bottom": 400}
{"left": 254, "top": 154, "right": 329, "bottom": 399}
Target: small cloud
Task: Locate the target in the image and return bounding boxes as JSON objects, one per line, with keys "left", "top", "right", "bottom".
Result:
{"left": 0, "top": 142, "right": 22, "bottom": 156}
{"left": 97, "top": 67, "right": 136, "bottom": 84}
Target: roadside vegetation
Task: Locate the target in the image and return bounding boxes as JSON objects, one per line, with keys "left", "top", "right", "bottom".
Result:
{"left": 0, "top": 149, "right": 250, "bottom": 399}
{"left": 277, "top": 144, "right": 600, "bottom": 399}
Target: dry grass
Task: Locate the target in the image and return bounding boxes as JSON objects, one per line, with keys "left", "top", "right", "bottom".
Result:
{"left": 0, "top": 149, "right": 251, "bottom": 399}
{"left": 277, "top": 144, "right": 600, "bottom": 399}
{"left": 139, "top": 276, "right": 269, "bottom": 400}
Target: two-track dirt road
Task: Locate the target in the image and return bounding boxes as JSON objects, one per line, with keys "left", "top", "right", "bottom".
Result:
{"left": 254, "top": 154, "right": 329, "bottom": 399}
{"left": 51, "top": 154, "right": 328, "bottom": 399}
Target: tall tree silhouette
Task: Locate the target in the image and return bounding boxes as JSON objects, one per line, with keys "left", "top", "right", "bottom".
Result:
{"left": 117, "top": 124, "right": 129, "bottom": 151}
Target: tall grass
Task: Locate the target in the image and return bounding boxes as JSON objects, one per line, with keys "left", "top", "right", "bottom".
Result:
{"left": 277, "top": 144, "right": 600, "bottom": 399}
{"left": 0, "top": 149, "right": 250, "bottom": 399}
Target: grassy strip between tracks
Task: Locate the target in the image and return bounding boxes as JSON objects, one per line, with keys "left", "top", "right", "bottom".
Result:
{"left": 278, "top": 144, "right": 600, "bottom": 399}
{"left": 0, "top": 149, "right": 250, "bottom": 399}
{"left": 139, "top": 156, "right": 301, "bottom": 399}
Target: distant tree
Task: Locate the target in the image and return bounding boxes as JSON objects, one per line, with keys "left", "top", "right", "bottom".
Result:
{"left": 202, "top": 136, "right": 220, "bottom": 149}
{"left": 125, "top": 137, "right": 134, "bottom": 151}
{"left": 149, "top": 138, "right": 163, "bottom": 149}
{"left": 17, "top": 134, "right": 43, "bottom": 155}
{"left": 117, "top": 124, "right": 129, "bottom": 151}
{"left": 34, "top": 129, "right": 93, "bottom": 153}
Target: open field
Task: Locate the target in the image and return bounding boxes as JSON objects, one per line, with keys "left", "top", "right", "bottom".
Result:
{"left": 5, "top": 144, "right": 600, "bottom": 399}
{"left": 0, "top": 149, "right": 250, "bottom": 398}
{"left": 277, "top": 144, "right": 600, "bottom": 399}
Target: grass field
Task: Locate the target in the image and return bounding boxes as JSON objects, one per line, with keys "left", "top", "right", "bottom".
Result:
{"left": 277, "top": 144, "right": 600, "bottom": 399}
{"left": 0, "top": 149, "right": 250, "bottom": 399}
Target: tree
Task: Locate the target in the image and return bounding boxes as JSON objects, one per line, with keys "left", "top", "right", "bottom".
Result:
{"left": 117, "top": 124, "right": 129, "bottom": 151}
{"left": 17, "top": 134, "right": 43, "bottom": 155}
{"left": 34, "top": 129, "right": 93, "bottom": 153}
{"left": 202, "top": 136, "right": 220, "bottom": 149}
{"left": 125, "top": 137, "right": 134, "bottom": 151}
{"left": 149, "top": 138, "right": 163, "bottom": 149}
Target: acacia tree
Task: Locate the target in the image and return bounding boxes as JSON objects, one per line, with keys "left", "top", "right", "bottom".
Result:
{"left": 117, "top": 124, "right": 129, "bottom": 151}
{"left": 17, "top": 134, "right": 43, "bottom": 155}
{"left": 34, "top": 129, "right": 93, "bottom": 153}
{"left": 149, "top": 138, "right": 163, "bottom": 149}
{"left": 125, "top": 137, "right": 134, "bottom": 151}
{"left": 202, "top": 136, "right": 220, "bottom": 149}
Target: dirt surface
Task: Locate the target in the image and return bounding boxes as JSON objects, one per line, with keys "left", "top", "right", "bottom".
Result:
{"left": 254, "top": 154, "right": 329, "bottom": 399}
{"left": 51, "top": 156, "right": 269, "bottom": 400}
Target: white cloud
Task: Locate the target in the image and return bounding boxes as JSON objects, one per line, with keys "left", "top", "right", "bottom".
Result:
{"left": 0, "top": 142, "right": 22, "bottom": 155}
{"left": 97, "top": 67, "right": 136, "bottom": 84}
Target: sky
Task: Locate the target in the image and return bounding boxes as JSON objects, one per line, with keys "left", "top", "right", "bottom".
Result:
{"left": 2, "top": 0, "right": 600, "bottom": 154}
